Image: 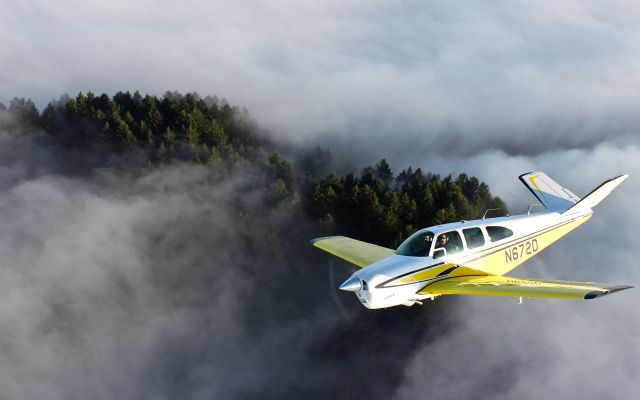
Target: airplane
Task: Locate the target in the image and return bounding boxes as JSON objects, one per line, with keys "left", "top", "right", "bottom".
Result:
{"left": 311, "top": 172, "right": 632, "bottom": 309}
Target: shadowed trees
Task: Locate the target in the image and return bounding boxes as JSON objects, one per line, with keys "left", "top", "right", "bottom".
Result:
{"left": 3, "top": 92, "right": 507, "bottom": 249}
{"left": 307, "top": 163, "right": 507, "bottom": 248}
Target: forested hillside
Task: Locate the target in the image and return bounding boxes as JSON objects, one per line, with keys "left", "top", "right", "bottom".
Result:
{"left": 1, "top": 92, "right": 507, "bottom": 248}
{"left": 0, "top": 91, "right": 509, "bottom": 398}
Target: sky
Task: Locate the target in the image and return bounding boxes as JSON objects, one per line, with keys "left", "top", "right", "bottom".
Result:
{"left": 3, "top": 0, "right": 640, "bottom": 162}
{"left": 1, "top": 1, "right": 640, "bottom": 399}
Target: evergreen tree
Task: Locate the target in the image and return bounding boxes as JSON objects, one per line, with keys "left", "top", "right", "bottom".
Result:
{"left": 4, "top": 91, "right": 508, "bottom": 250}
{"left": 9, "top": 97, "right": 39, "bottom": 127}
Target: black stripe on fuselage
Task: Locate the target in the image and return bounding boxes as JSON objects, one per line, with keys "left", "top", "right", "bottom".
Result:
{"left": 375, "top": 262, "right": 445, "bottom": 288}
{"left": 419, "top": 274, "right": 488, "bottom": 291}
{"left": 437, "top": 265, "right": 459, "bottom": 277}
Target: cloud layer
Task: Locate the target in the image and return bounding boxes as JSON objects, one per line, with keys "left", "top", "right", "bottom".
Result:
{"left": 0, "top": 115, "right": 637, "bottom": 400}
{"left": 0, "top": 123, "right": 457, "bottom": 399}
{"left": 1, "top": 2, "right": 640, "bottom": 398}
{"left": 3, "top": 1, "right": 640, "bottom": 159}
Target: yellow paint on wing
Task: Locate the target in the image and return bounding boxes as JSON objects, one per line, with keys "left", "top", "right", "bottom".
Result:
{"left": 312, "top": 237, "right": 395, "bottom": 268}
{"left": 420, "top": 275, "right": 608, "bottom": 300}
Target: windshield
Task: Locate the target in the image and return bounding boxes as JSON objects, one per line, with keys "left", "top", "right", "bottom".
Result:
{"left": 396, "top": 231, "right": 434, "bottom": 257}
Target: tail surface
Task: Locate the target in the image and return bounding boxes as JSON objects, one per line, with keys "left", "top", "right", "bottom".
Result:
{"left": 519, "top": 172, "right": 580, "bottom": 212}
{"left": 563, "top": 175, "right": 628, "bottom": 215}
{"left": 519, "top": 171, "right": 628, "bottom": 214}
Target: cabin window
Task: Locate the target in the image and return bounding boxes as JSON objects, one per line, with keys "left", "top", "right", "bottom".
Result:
{"left": 486, "top": 226, "right": 513, "bottom": 242}
{"left": 463, "top": 227, "right": 485, "bottom": 249}
{"left": 433, "top": 230, "right": 463, "bottom": 258}
{"left": 396, "top": 231, "right": 434, "bottom": 257}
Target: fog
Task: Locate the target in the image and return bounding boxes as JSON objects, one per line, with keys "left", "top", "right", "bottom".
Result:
{"left": 0, "top": 120, "right": 457, "bottom": 399}
{"left": 4, "top": 1, "right": 640, "bottom": 159}
{"left": 0, "top": 113, "right": 637, "bottom": 399}
{"left": 2, "top": 1, "right": 639, "bottom": 398}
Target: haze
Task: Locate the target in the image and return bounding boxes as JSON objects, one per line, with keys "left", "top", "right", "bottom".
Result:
{"left": 1, "top": 1, "right": 639, "bottom": 399}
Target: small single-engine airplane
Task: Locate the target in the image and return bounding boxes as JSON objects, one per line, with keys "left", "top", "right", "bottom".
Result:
{"left": 312, "top": 172, "right": 632, "bottom": 309}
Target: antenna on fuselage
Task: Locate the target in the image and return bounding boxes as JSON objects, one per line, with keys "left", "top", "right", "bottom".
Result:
{"left": 527, "top": 203, "right": 544, "bottom": 215}
{"left": 482, "top": 208, "right": 500, "bottom": 219}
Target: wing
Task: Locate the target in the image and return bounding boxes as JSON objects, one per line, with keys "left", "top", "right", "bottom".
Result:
{"left": 419, "top": 275, "right": 633, "bottom": 300}
{"left": 311, "top": 236, "right": 395, "bottom": 268}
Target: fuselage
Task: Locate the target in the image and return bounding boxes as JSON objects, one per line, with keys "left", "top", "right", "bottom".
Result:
{"left": 348, "top": 209, "right": 593, "bottom": 309}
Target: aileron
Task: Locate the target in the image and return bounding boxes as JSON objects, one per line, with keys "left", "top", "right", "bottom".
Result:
{"left": 419, "top": 275, "right": 633, "bottom": 300}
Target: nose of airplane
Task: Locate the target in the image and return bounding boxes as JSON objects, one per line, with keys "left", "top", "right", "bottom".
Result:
{"left": 339, "top": 275, "right": 362, "bottom": 292}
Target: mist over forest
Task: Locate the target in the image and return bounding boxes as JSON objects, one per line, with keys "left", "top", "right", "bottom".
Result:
{"left": 1, "top": 89, "right": 638, "bottom": 400}
{"left": 0, "top": 92, "right": 509, "bottom": 399}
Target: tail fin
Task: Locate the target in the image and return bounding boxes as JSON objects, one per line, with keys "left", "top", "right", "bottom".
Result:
{"left": 519, "top": 172, "right": 580, "bottom": 212}
{"left": 563, "top": 175, "right": 628, "bottom": 215}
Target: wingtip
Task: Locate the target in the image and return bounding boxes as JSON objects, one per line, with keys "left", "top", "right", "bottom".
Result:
{"left": 607, "top": 174, "right": 629, "bottom": 184}
{"left": 309, "top": 235, "right": 344, "bottom": 245}
{"left": 611, "top": 284, "right": 634, "bottom": 292}
{"left": 617, "top": 174, "right": 629, "bottom": 181}
{"left": 584, "top": 285, "right": 633, "bottom": 300}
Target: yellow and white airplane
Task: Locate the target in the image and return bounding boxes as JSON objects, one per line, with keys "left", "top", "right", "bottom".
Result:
{"left": 312, "top": 172, "right": 632, "bottom": 309}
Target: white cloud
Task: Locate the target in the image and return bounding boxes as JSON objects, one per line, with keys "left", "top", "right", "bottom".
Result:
{"left": 3, "top": 1, "right": 640, "bottom": 155}
{"left": 1, "top": 2, "right": 640, "bottom": 398}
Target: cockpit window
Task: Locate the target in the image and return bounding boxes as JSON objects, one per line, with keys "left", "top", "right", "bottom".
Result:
{"left": 463, "top": 227, "right": 485, "bottom": 249}
{"left": 433, "top": 230, "right": 464, "bottom": 257}
{"left": 362, "top": 280, "right": 368, "bottom": 291}
{"left": 486, "top": 226, "right": 513, "bottom": 242}
{"left": 396, "top": 231, "right": 434, "bottom": 257}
